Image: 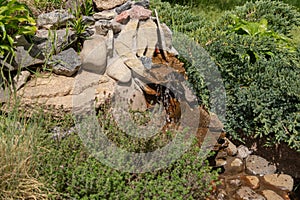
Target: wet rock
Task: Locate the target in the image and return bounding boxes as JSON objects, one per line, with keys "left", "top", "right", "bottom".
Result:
{"left": 237, "top": 145, "right": 252, "bottom": 159}
{"left": 34, "top": 29, "right": 74, "bottom": 55}
{"left": 236, "top": 186, "right": 266, "bottom": 200}
{"left": 228, "top": 179, "right": 242, "bottom": 187}
{"left": 262, "top": 190, "right": 284, "bottom": 200}
{"left": 37, "top": 10, "right": 74, "bottom": 29}
{"left": 50, "top": 48, "right": 81, "bottom": 77}
{"left": 216, "top": 189, "right": 227, "bottom": 200}
{"left": 93, "top": 10, "right": 116, "bottom": 20}
{"left": 246, "top": 155, "right": 276, "bottom": 176}
{"left": 215, "top": 158, "right": 227, "bottom": 167}
{"left": 136, "top": 19, "right": 158, "bottom": 57}
{"left": 225, "top": 157, "right": 244, "bottom": 174}
{"left": 244, "top": 175, "right": 260, "bottom": 189}
{"left": 129, "top": 5, "right": 152, "bottom": 20}
{"left": 93, "top": 0, "right": 127, "bottom": 11}
{"left": 263, "top": 174, "right": 294, "bottom": 192}
{"left": 224, "top": 138, "right": 237, "bottom": 156}
{"left": 115, "top": 1, "right": 132, "bottom": 14}
{"left": 12, "top": 71, "right": 31, "bottom": 91}
{"left": 134, "top": 0, "right": 150, "bottom": 9}
{"left": 106, "top": 57, "right": 132, "bottom": 83}
{"left": 115, "top": 11, "right": 130, "bottom": 24}
{"left": 80, "top": 35, "right": 107, "bottom": 74}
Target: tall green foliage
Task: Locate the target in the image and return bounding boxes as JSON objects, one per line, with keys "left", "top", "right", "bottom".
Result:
{"left": 204, "top": 0, "right": 300, "bottom": 150}
{"left": 0, "top": 0, "right": 36, "bottom": 56}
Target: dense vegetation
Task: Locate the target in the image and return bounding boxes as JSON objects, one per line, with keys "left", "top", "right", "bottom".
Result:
{"left": 153, "top": 0, "right": 300, "bottom": 150}
{"left": 0, "top": 0, "right": 299, "bottom": 199}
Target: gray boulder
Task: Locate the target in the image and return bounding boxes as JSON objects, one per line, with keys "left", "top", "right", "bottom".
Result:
{"left": 37, "top": 10, "right": 75, "bottom": 29}
{"left": 49, "top": 48, "right": 81, "bottom": 76}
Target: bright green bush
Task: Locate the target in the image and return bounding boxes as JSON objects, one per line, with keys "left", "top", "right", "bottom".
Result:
{"left": 202, "top": 0, "right": 300, "bottom": 150}
{"left": 0, "top": 0, "right": 36, "bottom": 56}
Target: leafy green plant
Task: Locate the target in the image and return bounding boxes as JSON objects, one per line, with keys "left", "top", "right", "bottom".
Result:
{"left": 202, "top": 0, "right": 300, "bottom": 150}
{"left": 0, "top": 0, "right": 37, "bottom": 56}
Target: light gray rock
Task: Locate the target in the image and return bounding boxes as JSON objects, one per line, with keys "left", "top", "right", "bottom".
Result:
{"left": 115, "top": 19, "right": 139, "bottom": 57}
{"left": 106, "top": 57, "right": 131, "bottom": 83}
{"left": 237, "top": 145, "right": 252, "bottom": 159}
{"left": 236, "top": 186, "right": 266, "bottom": 200}
{"left": 93, "top": 10, "right": 116, "bottom": 20}
{"left": 136, "top": 19, "right": 158, "bottom": 57}
{"left": 80, "top": 35, "right": 107, "bottom": 74}
{"left": 73, "top": 68, "right": 102, "bottom": 95}
{"left": 161, "top": 23, "right": 173, "bottom": 52}
{"left": 262, "top": 190, "right": 284, "bottom": 200}
{"left": 263, "top": 174, "right": 294, "bottom": 192}
{"left": 50, "top": 48, "right": 81, "bottom": 77}
{"left": 12, "top": 71, "right": 31, "bottom": 91}
{"left": 93, "top": 0, "right": 127, "bottom": 11}
{"left": 107, "top": 30, "right": 114, "bottom": 58}
{"left": 124, "top": 58, "right": 145, "bottom": 77}
{"left": 34, "top": 29, "right": 75, "bottom": 55}
{"left": 246, "top": 155, "right": 276, "bottom": 176}
{"left": 37, "top": 10, "right": 75, "bottom": 29}
{"left": 95, "top": 20, "right": 111, "bottom": 36}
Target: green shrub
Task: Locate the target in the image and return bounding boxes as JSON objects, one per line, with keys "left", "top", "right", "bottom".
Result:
{"left": 202, "top": 0, "right": 300, "bottom": 150}
{"left": 37, "top": 131, "right": 219, "bottom": 199}
{"left": 0, "top": 0, "right": 36, "bottom": 56}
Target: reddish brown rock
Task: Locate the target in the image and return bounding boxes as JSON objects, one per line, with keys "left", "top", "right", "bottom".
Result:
{"left": 244, "top": 175, "right": 260, "bottom": 189}
{"left": 129, "top": 5, "right": 152, "bottom": 20}
{"left": 115, "top": 11, "right": 130, "bottom": 24}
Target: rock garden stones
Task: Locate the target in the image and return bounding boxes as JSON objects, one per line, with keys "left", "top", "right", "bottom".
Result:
{"left": 49, "top": 48, "right": 81, "bottom": 77}
{"left": 236, "top": 186, "right": 266, "bottom": 200}
{"left": 80, "top": 35, "right": 107, "bottom": 74}
{"left": 93, "top": 0, "right": 127, "bottom": 11}
{"left": 37, "top": 10, "right": 74, "bottom": 29}
{"left": 263, "top": 174, "right": 294, "bottom": 192}
{"left": 246, "top": 155, "right": 277, "bottom": 175}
